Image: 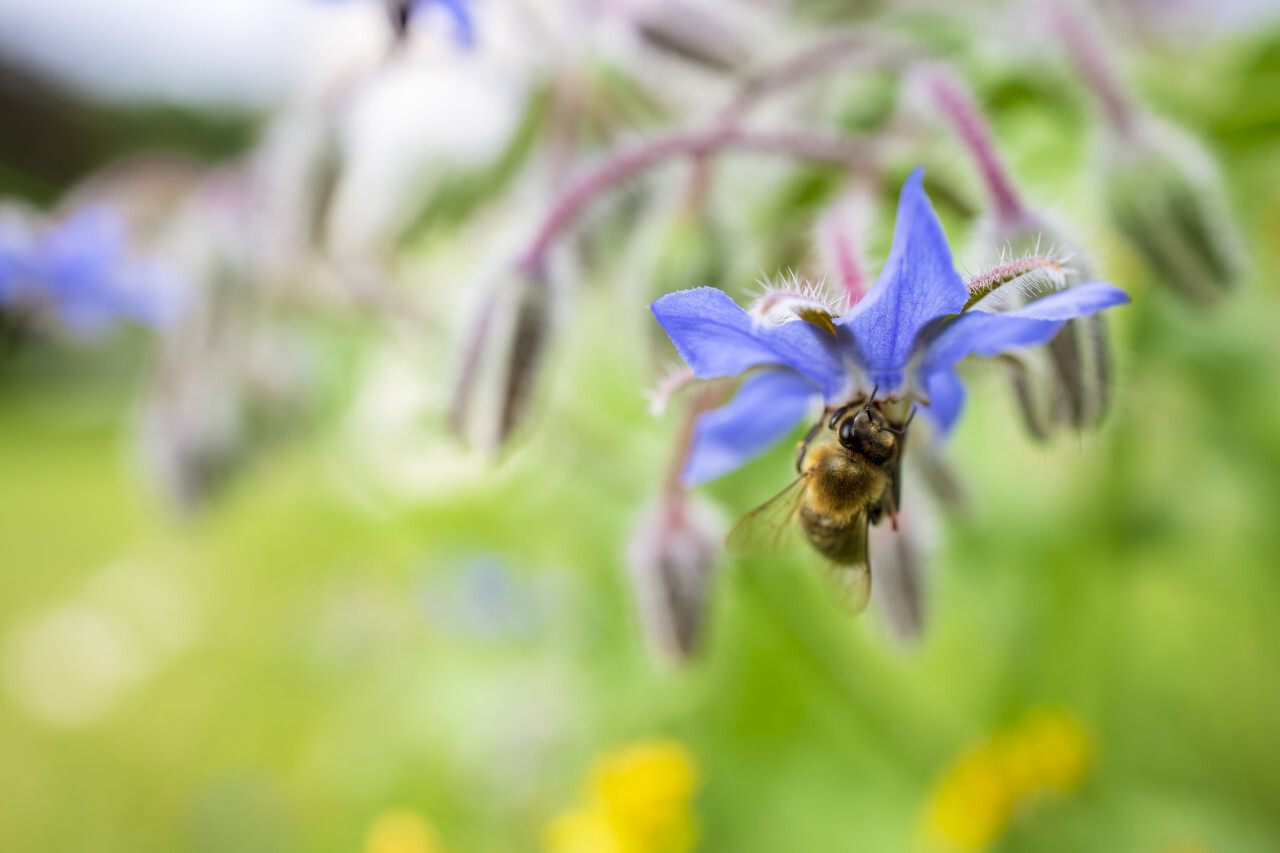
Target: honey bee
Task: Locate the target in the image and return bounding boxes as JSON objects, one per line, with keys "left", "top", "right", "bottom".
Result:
{"left": 729, "top": 388, "right": 912, "bottom": 613}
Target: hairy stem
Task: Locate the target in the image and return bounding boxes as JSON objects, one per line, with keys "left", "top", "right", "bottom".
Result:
{"left": 687, "top": 30, "right": 915, "bottom": 212}
{"left": 819, "top": 179, "right": 877, "bottom": 306}
{"left": 663, "top": 384, "right": 728, "bottom": 499}
{"left": 1050, "top": 4, "right": 1138, "bottom": 136}
{"left": 919, "top": 66, "right": 1027, "bottom": 229}
{"left": 964, "top": 254, "right": 1067, "bottom": 309}
{"left": 724, "top": 30, "right": 916, "bottom": 119}
{"left": 516, "top": 125, "right": 878, "bottom": 274}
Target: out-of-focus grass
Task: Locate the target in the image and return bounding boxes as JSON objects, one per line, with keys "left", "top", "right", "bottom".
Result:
{"left": 3, "top": 24, "right": 1280, "bottom": 853}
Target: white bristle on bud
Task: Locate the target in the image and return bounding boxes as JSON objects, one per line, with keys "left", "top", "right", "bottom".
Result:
{"left": 746, "top": 273, "right": 846, "bottom": 334}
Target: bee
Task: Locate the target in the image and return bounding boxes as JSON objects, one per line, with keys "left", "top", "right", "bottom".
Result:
{"left": 729, "top": 387, "right": 912, "bottom": 612}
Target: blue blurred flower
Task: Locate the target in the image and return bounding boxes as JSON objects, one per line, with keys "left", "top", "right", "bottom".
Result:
{"left": 0, "top": 224, "right": 24, "bottom": 305}
{"left": 0, "top": 207, "right": 181, "bottom": 335}
{"left": 317, "top": 0, "right": 476, "bottom": 47}
{"left": 651, "top": 168, "right": 1130, "bottom": 486}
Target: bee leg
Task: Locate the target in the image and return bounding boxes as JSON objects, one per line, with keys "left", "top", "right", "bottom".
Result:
{"left": 795, "top": 417, "right": 824, "bottom": 473}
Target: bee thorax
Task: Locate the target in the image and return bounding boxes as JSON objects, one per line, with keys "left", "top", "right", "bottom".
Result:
{"left": 803, "top": 445, "right": 886, "bottom": 516}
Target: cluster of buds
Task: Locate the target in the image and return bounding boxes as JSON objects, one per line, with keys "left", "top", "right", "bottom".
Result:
{"left": 1052, "top": 5, "right": 1246, "bottom": 304}
{"left": 917, "top": 64, "right": 1115, "bottom": 438}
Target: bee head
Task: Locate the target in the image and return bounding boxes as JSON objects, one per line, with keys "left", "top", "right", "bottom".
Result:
{"left": 836, "top": 404, "right": 898, "bottom": 463}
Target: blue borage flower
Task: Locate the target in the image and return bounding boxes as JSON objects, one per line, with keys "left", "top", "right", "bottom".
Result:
{"left": 0, "top": 207, "right": 180, "bottom": 335}
{"left": 651, "top": 168, "right": 1130, "bottom": 486}
{"left": 317, "top": 0, "right": 476, "bottom": 48}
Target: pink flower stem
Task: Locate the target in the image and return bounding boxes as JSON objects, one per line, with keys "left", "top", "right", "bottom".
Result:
{"left": 1050, "top": 5, "right": 1138, "bottom": 137}
{"left": 821, "top": 177, "right": 877, "bottom": 307}
{"left": 516, "top": 125, "right": 879, "bottom": 275}
{"left": 920, "top": 67, "right": 1029, "bottom": 230}
{"left": 663, "top": 385, "right": 728, "bottom": 500}
{"left": 685, "top": 30, "right": 915, "bottom": 213}
{"left": 726, "top": 30, "right": 918, "bottom": 119}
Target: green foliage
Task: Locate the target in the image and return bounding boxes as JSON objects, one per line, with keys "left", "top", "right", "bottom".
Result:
{"left": 3, "top": 21, "right": 1280, "bottom": 853}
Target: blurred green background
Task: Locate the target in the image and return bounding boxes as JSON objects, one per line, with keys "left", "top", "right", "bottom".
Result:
{"left": 3, "top": 6, "right": 1280, "bottom": 853}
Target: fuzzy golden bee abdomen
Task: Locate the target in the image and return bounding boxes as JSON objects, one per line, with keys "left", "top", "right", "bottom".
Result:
{"left": 797, "top": 504, "right": 864, "bottom": 563}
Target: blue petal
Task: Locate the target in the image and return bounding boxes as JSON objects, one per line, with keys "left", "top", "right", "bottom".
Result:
{"left": 33, "top": 208, "right": 182, "bottom": 332}
{"left": 921, "top": 368, "right": 966, "bottom": 436}
{"left": 921, "top": 282, "right": 1129, "bottom": 374}
{"left": 411, "top": 0, "right": 476, "bottom": 47}
{"left": 991, "top": 280, "right": 1130, "bottom": 321}
{"left": 315, "top": 0, "right": 477, "bottom": 47}
{"left": 652, "top": 287, "right": 847, "bottom": 398}
{"left": 921, "top": 313, "right": 1061, "bottom": 375}
{"left": 838, "top": 167, "right": 968, "bottom": 390}
{"left": 682, "top": 369, "right": 820, "bottom": 487}
{"left": 0, "top": 222, "right": 30, "bottom": 304}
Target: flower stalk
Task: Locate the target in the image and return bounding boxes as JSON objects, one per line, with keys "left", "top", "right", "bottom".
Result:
{"left": 516, "top": 125, "right": 880, "bottom": 275}
{"left": 815, "top": 180, "right": 876, "bottom": 307}
{"left": 626, "top": 386, "right": 728, "bottom": 661}
{"left": 722, "top": 30, "right": 916, "bottom": 119}
{"left": 1050, "top": 4, "right": 1138, "bottom": 136}
{"left": 917, "top": 66, "right": 1028, "bottom": 230}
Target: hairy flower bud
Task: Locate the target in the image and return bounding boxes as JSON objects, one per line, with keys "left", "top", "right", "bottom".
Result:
{"left": 968, "top": 227, "right": 1113, "bottom": 436}
{"left": 869, "top": 506, "right": 930, "bottom": 643}
{"left": 625, "top": 492, "right": 724, "bottom": 662}
{"left": 627, "top": 0, "right": 750, "bottom": 71}
{"left": 449, "top": 263, "right": 560, "bottom": 452}
{"left": 1100, "top": 116, "right": 1245, "bottom": 303}
{"left": 142, "top": 303, "right": 314, "bottom": 514}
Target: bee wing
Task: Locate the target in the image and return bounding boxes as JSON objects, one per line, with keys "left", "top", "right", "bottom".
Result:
{"left": 726, "top": 474, "right": 810, "bottom": 556}
{"left": 819, "top": 511, "right": 872, "bottom": 615}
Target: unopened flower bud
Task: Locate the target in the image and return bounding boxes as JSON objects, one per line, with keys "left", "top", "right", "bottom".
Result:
{"left": 142, "top": 313, "right": 314, "bottom": 514}
{"left": 449, "top": 262, "right": 560, "bottom": 452}
{"left": 625, "top": 492, "right": 724, "bottom": 662}
{"left": 869, "top": 502, "right": 932, "bottom": 643}
{"left": 1100, "top": 116, "right": 1245, "bottom": 304}
{"left": 626, "top": 0, "right": 750, "bottom": 72}
{"left": 1001, "top": 349, "right": 1056, "bottom": 442}
{"left": 969, "top": 223, "right": 1113, "bottom": 436}
{"left": 915, "top": 57, "right": 1118, "bottom": 438}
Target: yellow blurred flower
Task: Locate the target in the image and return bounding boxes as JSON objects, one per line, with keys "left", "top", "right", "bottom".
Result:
{"left": 544, "top": 809, "right": 637, "bottom": 853}
{"left": 365, "top": 808, "right": 446, "bottom": 853}
{"left": 921, "top": 708, "right": 1091, "bottom": 853}
{"left": 926, "top": 744, "right": 1017, "bottom": 852}
{"left": 545, "top": 739, "right": 699, "bottom": 853}
{"left": 1013, "top": 708, "right": 1090, "bottom": 793}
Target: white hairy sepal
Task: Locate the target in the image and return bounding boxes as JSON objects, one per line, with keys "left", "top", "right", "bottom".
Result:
{"left": 746, "top": 274, "right": 846, "bottom": 335}
{"left": 648, "top": 364, "right": 697, "bottom": 416}
{"left": 964, "top": 249, "right": 1071, "bottom": 312}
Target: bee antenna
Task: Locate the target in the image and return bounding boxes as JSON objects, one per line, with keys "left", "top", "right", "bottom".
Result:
{"left": 865, "top": 384, "right": 880, "bottom": 409}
